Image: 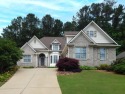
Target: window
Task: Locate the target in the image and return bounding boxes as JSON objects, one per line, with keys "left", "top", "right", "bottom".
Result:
{"left": 51, "top": 55, "right": 58, "bottom": 63}
{"left": 90, "top": 31, "right": 94, "bottom": 37}
{"left": 75, "top": 47, "right": 86, "bottom": 60}
{"left": 87, "top": 31, "right": 97, "bottom": 37}
{"left": 52, "top": 44, "right": 59, "bottom": 51}
{"left": 100, "top": 48, "right": 106, "bottom": 60}
{"left": 23, "top": 55, "right": 31, "bottom": 62}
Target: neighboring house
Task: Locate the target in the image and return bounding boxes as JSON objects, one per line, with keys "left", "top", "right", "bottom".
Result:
{"left": 17, "top": 21, "right": 119, "bottom": 67}
{"left": 116, "top": 52, "right": 125, "bottom": 59}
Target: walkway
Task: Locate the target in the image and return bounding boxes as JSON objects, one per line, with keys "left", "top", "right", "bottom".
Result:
{"left": 0, "top": 68, "right": 62, "bottom": 94}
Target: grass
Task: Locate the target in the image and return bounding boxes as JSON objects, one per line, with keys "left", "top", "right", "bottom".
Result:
{"left": 58, "top": 70, "right": 125, "bottom": 94}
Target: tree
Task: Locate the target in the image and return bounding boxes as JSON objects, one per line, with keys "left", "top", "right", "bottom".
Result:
{"left": 0, "top": 38, "right": 22, "bottom": 73}
{"left": 2, "top": 16, "right": 23, "bottom": 46}
{"left": 42, "top": 14, "right": 54, "bottom": 36}
{"left": 2, "top": 13, "right": 41, "bottom": 47}
{"left": 77, "top": 5, "right": 92, "bottom": 30}
{"left": 63, "top": 21, "right": 77, "bottom": 31}
{"left": 20, "top": 13, "right": 41, "bottom": 46}
{"left": 52, "top": 19, "right": 63, "bottom": 36}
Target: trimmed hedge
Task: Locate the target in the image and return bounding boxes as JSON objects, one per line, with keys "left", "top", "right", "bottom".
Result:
{"left": 56, "top": 57, "right": 82, "bottom": 72}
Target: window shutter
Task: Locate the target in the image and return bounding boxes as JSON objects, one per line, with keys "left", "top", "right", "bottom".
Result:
{"left": 50, "top": 45, "right": 52, "bottom": 50}
{"left": 87, "top": 31, "right": 89, "bottom": 36}
{"left": 94, "top": 31, "right": 97, "bottom": 37}
{"left": 59, "top": 45, "right": 61, "bottom": 50}
{"left": 98, "top": 48, "right": 100, "bottom": 60}
{"left": 87, "top": 47, "right": 89, "bottom": 60}
{"left": 106, "top": 48, "right": 108, "bottom": 60}
{"left": 51, "top": 56, "right": 52, "bottom": 63}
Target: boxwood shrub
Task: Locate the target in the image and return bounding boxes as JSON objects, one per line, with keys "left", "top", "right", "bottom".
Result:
{"left": 56, "top": 57, "right": 82, "bottom": 72}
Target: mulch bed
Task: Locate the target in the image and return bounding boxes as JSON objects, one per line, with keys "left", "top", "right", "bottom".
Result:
{"left": 57, "top": 71, "right": 80, "bottom": 75}
{"left": 96, "top": 70, "right": 115, "bottom": 74}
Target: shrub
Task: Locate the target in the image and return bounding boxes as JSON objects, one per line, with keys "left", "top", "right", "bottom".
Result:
{"left": 111, "top": 59, "right": 125, "bottom": 74}
{"left": 0, "top": 39, "right": 23, "bottom": 73}
{"left": 0, "top": 65, "right": 18, "bottom": 82}
{"left": 56, "top": 57, "right": 82, "bottom": 72}
{"left": 80, "top": 66, "right": 97, "bottom": 70}
{"left": 96, "top": 64, "right": 110, "bottom": 70}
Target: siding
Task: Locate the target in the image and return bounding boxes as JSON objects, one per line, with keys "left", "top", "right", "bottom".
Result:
{"left": 68, "top": 34, "right": 94, "bottom": 66}
{"left": 68, "top": 33, "right": 116, "bottom": 66}
{"left": 93, "top": 47, "right": 116, "bottom": 66}
{"left": 17, "top": 45, "right": 37, "bottom": 67}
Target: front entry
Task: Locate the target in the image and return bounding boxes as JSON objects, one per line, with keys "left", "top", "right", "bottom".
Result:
{"left": 39, "top": 53, "right": 45, "bottom": 67}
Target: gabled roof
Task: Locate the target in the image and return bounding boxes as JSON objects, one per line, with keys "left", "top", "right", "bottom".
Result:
{"left": 69, "top": 30, "right": 96, "bottom": 44}
{"left": 117, "top": 52, "right": 125, "bottom": 59}
{"left": 21, "top": 42, "right": 36, "bottom": 52}
{"left": 83, "top": 21, "right": 118, "bottom": 45}
{"left": 51, "top": 39, "right": 61, "bottom": 44}
{"left": 40, "top": 37, "right": 66, "bottom": 50}
{"left": 28, "top": 36, "right": 48, "bottom": 49}
{"left": 64, "top": 31, "right": 79, "bottom": 35}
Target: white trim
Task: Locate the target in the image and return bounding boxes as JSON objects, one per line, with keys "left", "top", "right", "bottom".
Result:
{"left": 28, "top": 36, "right": 49, "bottom": 50}
{"left": 51, "top": 39, "right": 61, "bottom": 44}
{"left": 100, "top": 48, "right": 106, "bottom": 61}
{"left": 23, "top": 54, "right": 32, "bottom": 63}
{"left": 74, "top": 46, "right": 87, "bottom": 61}
{"left": 21, "top": 42, "right": 36, "bottom": 52}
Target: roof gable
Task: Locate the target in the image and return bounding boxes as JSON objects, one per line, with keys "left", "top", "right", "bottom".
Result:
{"left": 83, "top": 21, "right": 118, "bottom": 45}
{"left": 28, "top": 36, "right": 48, "bottom": 49}
{"left": 21, "top": 42, "right": 36, "bottom": 52}
{"left": 40, "top": 37, "right": 65, "bottom": 50}
{"left": 51, "top": 39, "right": 61, "bottom": 44}
{"left": 69, "top": 30, "right": 96, "bottom": 44}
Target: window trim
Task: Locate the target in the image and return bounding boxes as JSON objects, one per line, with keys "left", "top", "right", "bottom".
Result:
{"left": 100, "top": 48, "right": 106, "bottom": 61}
{"left": 23, "top": 55, "right": 32, "bottom": 63}
{"left": 86, "top": 31, "right": 97, "bottom": 37}
{"left": 75, "top": 47, "right": 87, "bottom": 60}
{"left": 50, "top": 55, "right": 59, "bottom": 64}
{"left": 52, "top": 43, "right": 59, "bottom": 51}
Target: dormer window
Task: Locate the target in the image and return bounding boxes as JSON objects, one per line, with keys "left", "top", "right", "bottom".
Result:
{"left": 87, "top": 31, "right": 97, "bottom": 37}
{"left": 52, "top": 43, "right": 59, "bottom": 51}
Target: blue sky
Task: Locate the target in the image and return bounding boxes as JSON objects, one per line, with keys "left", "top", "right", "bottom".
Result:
{"left": 0, "top": 0, "right": 125, "bottom": 35}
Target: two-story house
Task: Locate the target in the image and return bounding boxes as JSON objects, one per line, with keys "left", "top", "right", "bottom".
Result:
{"left": 17, "top": 21, "right": 119, "bottom": 67}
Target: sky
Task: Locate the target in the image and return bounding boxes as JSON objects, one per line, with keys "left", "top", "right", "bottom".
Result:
{"left": 0, "top": 0, "right": 125, "bottom": 35}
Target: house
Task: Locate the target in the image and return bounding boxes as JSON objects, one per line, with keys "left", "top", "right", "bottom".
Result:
{"left": 116, "top": 51, "right": 125, "bottom": 59}
{"left": 17, "top": 21, "right": 119, "bottom": 67}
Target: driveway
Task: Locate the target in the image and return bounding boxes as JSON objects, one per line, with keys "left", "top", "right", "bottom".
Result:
{"left": 0, "top": 68, "right": 62, "bottom": 94}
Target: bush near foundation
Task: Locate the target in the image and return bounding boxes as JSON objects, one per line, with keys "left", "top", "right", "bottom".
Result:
{"left": 111, "top": 59, "right": 125, "bottom": 74}
{"left": 56, "top": 57, "right": 82, "bottom": 72}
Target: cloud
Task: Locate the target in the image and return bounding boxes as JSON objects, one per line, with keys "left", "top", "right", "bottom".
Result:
{"left": 0, "top": 0, "right": 124, "bottom": 36}
{"left": 0, "top": 0, "right": 84, "bottom": 12}
{"left": 0, "top": 19, "right": 10, "bottom": 23}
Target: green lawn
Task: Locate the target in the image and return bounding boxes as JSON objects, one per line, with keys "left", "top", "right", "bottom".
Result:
{"left": 57, "top": 70, "right": 125, "bottom": 94}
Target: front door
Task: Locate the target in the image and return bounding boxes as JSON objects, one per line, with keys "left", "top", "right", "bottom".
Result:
{"left": 41, "top": 57, "right": 45, "bottom": 66}
{"left": 39, "top": 53, "right": 45, "bottom": 67}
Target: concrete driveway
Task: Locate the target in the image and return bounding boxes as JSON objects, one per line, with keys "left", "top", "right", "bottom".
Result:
{"left": 0, "top": 68, "right": 62, "bottom": 94}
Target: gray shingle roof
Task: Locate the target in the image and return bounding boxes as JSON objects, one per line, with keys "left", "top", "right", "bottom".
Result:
{"left": 64, "top": 31, "right": 79, "bottom": 35}
{"left": 40, "top": 37, "right": 66, "bottom": 50}
{"left": 117, "top": 51, "right": 125, "bottom": 59}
